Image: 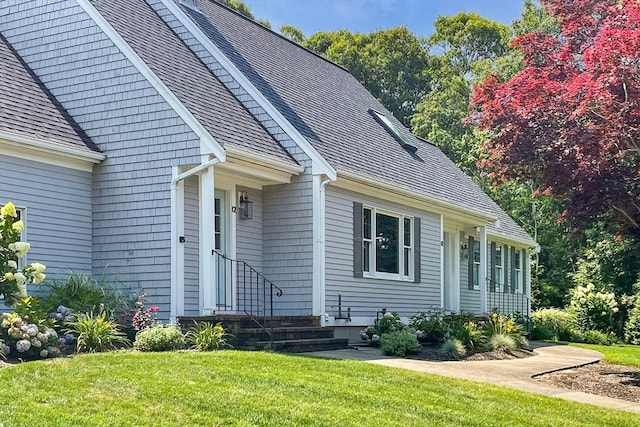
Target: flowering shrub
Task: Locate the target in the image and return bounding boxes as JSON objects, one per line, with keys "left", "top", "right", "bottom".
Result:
{"left": 409, "top": 308, "right": 448, "bottom": 343}
{"left": 0, "top": 201, "right": 46, "bottom": 306}
{"left": 186, "top": 322, "right": 231, "bottom": 351}
{"left": 0, "top": 312, "right": 68, "bottom": 359}
{"left": 130, "top": 294, "right": 160, "bottom": 332}
{"left": 481, "top": 312, "right": 527, "bottom": 349}
{"left": 360, "top": 310, "right": 407, "bottom": 345}
{"left": 66, "top": 311, "right": 128, "bottom": 353}
{"left": 568, "top": 283, "right": 619, "bottom": 333}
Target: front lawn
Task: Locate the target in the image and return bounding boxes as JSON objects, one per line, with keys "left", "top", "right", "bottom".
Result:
{"left": 570, "top": 342, "right": 640, "bottom": 367}
{"left": 0, "top": 351, "right": 636, "bottom": 426}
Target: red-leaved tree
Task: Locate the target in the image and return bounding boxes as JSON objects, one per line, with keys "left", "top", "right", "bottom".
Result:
{"left": 472, "top": 0, "right": 640, "bottom": 237}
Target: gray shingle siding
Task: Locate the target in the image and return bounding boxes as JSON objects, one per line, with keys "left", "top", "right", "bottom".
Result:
{"left": 0, "top": 155, "right": 93, "bottom": 297}
{"left": 1, "top": 0, "right": 202, "bottom": 318}
{"left": 236, "top": 186, "right": 262, "bottom": 271}
{"left": 325, "top": 186, "right": 441, "bottom": 320}
{"left": 262, "top": 174, "right": 314, "bottom": 315}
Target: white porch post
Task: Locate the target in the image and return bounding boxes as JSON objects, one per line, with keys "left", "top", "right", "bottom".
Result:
{"left": 200, "top": 159, "right": 216, "bottom": 315}
{"left": 313, "top": 175, "right": 331, "bottom": 325}
{"left": 479, "top": 225, "right": 488, "bottom": 314}
{"left": 452, "top": 230, "right": 461, "bottom": 312}
{"left": 176, "top": 179, "right": 185, "bottom": 316}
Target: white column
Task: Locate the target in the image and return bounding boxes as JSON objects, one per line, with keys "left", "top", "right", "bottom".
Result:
{"left": 439, "top": 215, "right": 444, "bottom": 308}
{"left": 312, "top": 175, "right": 325, "bottom": 321}
{"left": 200, "top": 160, "right": 216, "bottom": 315}
{"left": 479, "top": 225, "right": 488, "bottom": 314}
{"left": 452, "top": 230, "right": 461, "bottom": 312}
{"left": 176, "top": 179, "right": 185, "bottom": 317}
{"left": 170, "top": 167, "right": 179, "bottom": 322}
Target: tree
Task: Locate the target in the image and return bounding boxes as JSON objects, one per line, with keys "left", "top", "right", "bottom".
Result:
{"left": 280, "top": 25, "right": 305, "bottom": 44}
{"left": 472, "top": 0, "right": 640, "bottom": 238}
{"left": 304, "top": 27, "right": 432, "bottom": 127}
{"left": 412, "top": 13, "right": 511, "bottom": 176}
{"left": 218, "top": 0, "right": 272, "bottom": 28}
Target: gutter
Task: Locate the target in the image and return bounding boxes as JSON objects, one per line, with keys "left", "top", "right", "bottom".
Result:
{"left": 0, "top": 130, "right": 105, "bottom": 163}
{"left": 337, "top": 168, "right": 497, "bottom": 222}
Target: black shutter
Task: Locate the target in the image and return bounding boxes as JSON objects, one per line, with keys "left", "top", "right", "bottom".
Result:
{"left": 413, "top": 217, "right": 421, "bottom": 283}
{"left": 490, "top": 242, "right": 496, "bottom": 292}
{"left": 503, "top": 245, "right": 510, "bottom": 293}
{"left": 353, "top": 202, "right": 363, "bottom": 278}
{"left": 522, "top": 249, "right": 527, "bottom": 295}
{"left": 468, "top": 236, "right": 475, "bottom": 290}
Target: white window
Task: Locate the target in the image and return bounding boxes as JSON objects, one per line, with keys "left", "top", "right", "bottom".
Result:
{"left": 363, "top": 206, "right": 413, "bottom": 280}
{"left": 472, "top": 240, "right": 480, "bottom": 290}
{"left": 494, "top": 245, "right": 503, "bottom": 292}
{"left": 514, "top": 250, "right": 522, "bottom": 293}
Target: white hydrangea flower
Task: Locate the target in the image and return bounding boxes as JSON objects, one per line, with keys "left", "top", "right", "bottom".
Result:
{"left": 7, "top": 260, "right": 17, "bottom": 269}
{"left": 16, "top": 339, "right": 31, "bottom": 353}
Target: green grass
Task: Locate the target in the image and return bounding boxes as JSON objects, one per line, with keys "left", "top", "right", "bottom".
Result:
{"left": 0, "top": 350, "right": 637, "bottom": 426}
{"left": 570, "top": 342, "right": 640, "bottom": 367}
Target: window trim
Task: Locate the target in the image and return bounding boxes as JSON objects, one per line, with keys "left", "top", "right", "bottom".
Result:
{"left": 363, "top": 205, "right": 414, "bottom": 281}
{"left": 471, "top": 239, "right": 481, "bottom": 290}
{"left": 494, "top": 244, "right": 504, "bottom": 292}
{"left": 513, "top": 248, "right": 522, "bottom": 294}
{"left": 15, "top": 207, "right": 27, "bottom": 268}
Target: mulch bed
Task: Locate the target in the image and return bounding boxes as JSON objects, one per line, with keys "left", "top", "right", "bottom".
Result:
{"left": 537, "top": 362, "right": 640, "bottom": 403}
{"left": 407, "top": 343, "right": 535, "bottom": 362}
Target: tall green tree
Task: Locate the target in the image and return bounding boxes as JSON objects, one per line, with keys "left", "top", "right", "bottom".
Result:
{"left": 303, "top": 27, "right": 432, "bottom": 127}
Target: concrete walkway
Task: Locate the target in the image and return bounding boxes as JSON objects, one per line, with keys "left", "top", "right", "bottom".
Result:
{"left": 308, "top": 341, "right": 640, "bottom": 413}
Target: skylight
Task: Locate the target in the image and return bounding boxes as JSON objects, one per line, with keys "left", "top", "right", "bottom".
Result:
{"left": 369, "top": 109, "right": 417, "bottom": 153}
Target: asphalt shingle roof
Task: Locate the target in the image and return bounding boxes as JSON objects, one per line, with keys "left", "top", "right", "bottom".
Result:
{"left": 0, "top": 34, "right": 98, "bottom": 153}
{"left": 183, "top": 1, "right": 534, "bottom": 244}
{"left": 92, "top": 0, "right": 297, "bottom": 166}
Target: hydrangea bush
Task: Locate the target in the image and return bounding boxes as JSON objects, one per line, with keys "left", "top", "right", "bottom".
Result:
{"left": 568, "top": 283, "right": 619, "bottom": 333}
{"left": 1, "top": 202, "right": 46, "bottom": 306}
{"left": 0, "top": 312, "right": 69, "bottom": 359}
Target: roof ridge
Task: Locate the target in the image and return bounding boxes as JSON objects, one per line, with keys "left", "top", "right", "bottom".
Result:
{"left": 203, "top": 0, "right": 353, "bottom": 75}
{"left": 0, "top": 32, "right": 100, "bottom": 153}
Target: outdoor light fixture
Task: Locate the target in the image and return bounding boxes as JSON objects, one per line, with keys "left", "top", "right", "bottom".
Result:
{"left": 239, "top": 191, "right": 253, "bottom": 220}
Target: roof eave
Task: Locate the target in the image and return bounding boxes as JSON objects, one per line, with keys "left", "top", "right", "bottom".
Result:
{"left": 336, "top": 168, "right": 497, "bottom": 223}
{"left": 0, "top": 130, "right": 105, "bottom": 163}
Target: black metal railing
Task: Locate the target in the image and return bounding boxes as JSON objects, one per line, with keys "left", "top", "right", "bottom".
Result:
{"left": 486, "top": 279, "right": 531, "bottom": 318}
{"left": 213, "top": 250, "right": 283, "bottom": 347}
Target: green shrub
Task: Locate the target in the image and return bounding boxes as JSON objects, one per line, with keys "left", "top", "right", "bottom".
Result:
{"left": 568, "top": 283, "right": 618, "bottom": 333}
{"left": 66, "top": 311, "right": 129, "bottom": 353}
{"left": 134, "top": 325, "right": 185, "bottom": 352}
{"left": 582, "top": 330, "right": 616, "bottom": 346}
{"left": 409, "top": 308, "right": 448, "bottom": 343}
{"left": 450, "top": 321, "right": 486, "bottom": 352}
{"left": 186, "top": 322, "right": 230, "bottom": 351}
{"left": 441, "top": 338, "right": 466, "bottom": 359}
{"left": 624, "top": 302, "right": 640, "bottom": 344}
{"left": 41, "top": 271, "right": 128, "bottom": 317}
{"left": 487, "top": 333, "right": 517, "bottom": 352}
{"left": 531, "top": 308, "right": 577, "bottom": 341}
{"left": 380, "top": 330, "right": 420, "bottom": 357}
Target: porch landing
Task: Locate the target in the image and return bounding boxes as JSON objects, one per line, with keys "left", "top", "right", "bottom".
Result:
{"left": 178, "top": 314, "right": 349, "bottom": 353}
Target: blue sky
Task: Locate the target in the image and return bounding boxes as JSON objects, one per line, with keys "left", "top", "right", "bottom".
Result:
{"left": 243, "top": 0, "right": 526, "bottom": 38}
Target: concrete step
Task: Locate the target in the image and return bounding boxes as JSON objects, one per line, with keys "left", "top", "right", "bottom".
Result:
{"left": 252, "top": 338, "right": 350, "bottom": 353}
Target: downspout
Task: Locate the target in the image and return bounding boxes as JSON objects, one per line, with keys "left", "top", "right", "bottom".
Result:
{"left": 319, "top": 177, "right": 332, "bottom": 327}
{"left": 170, "top": 157, "right": 221, "bottom": 322}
